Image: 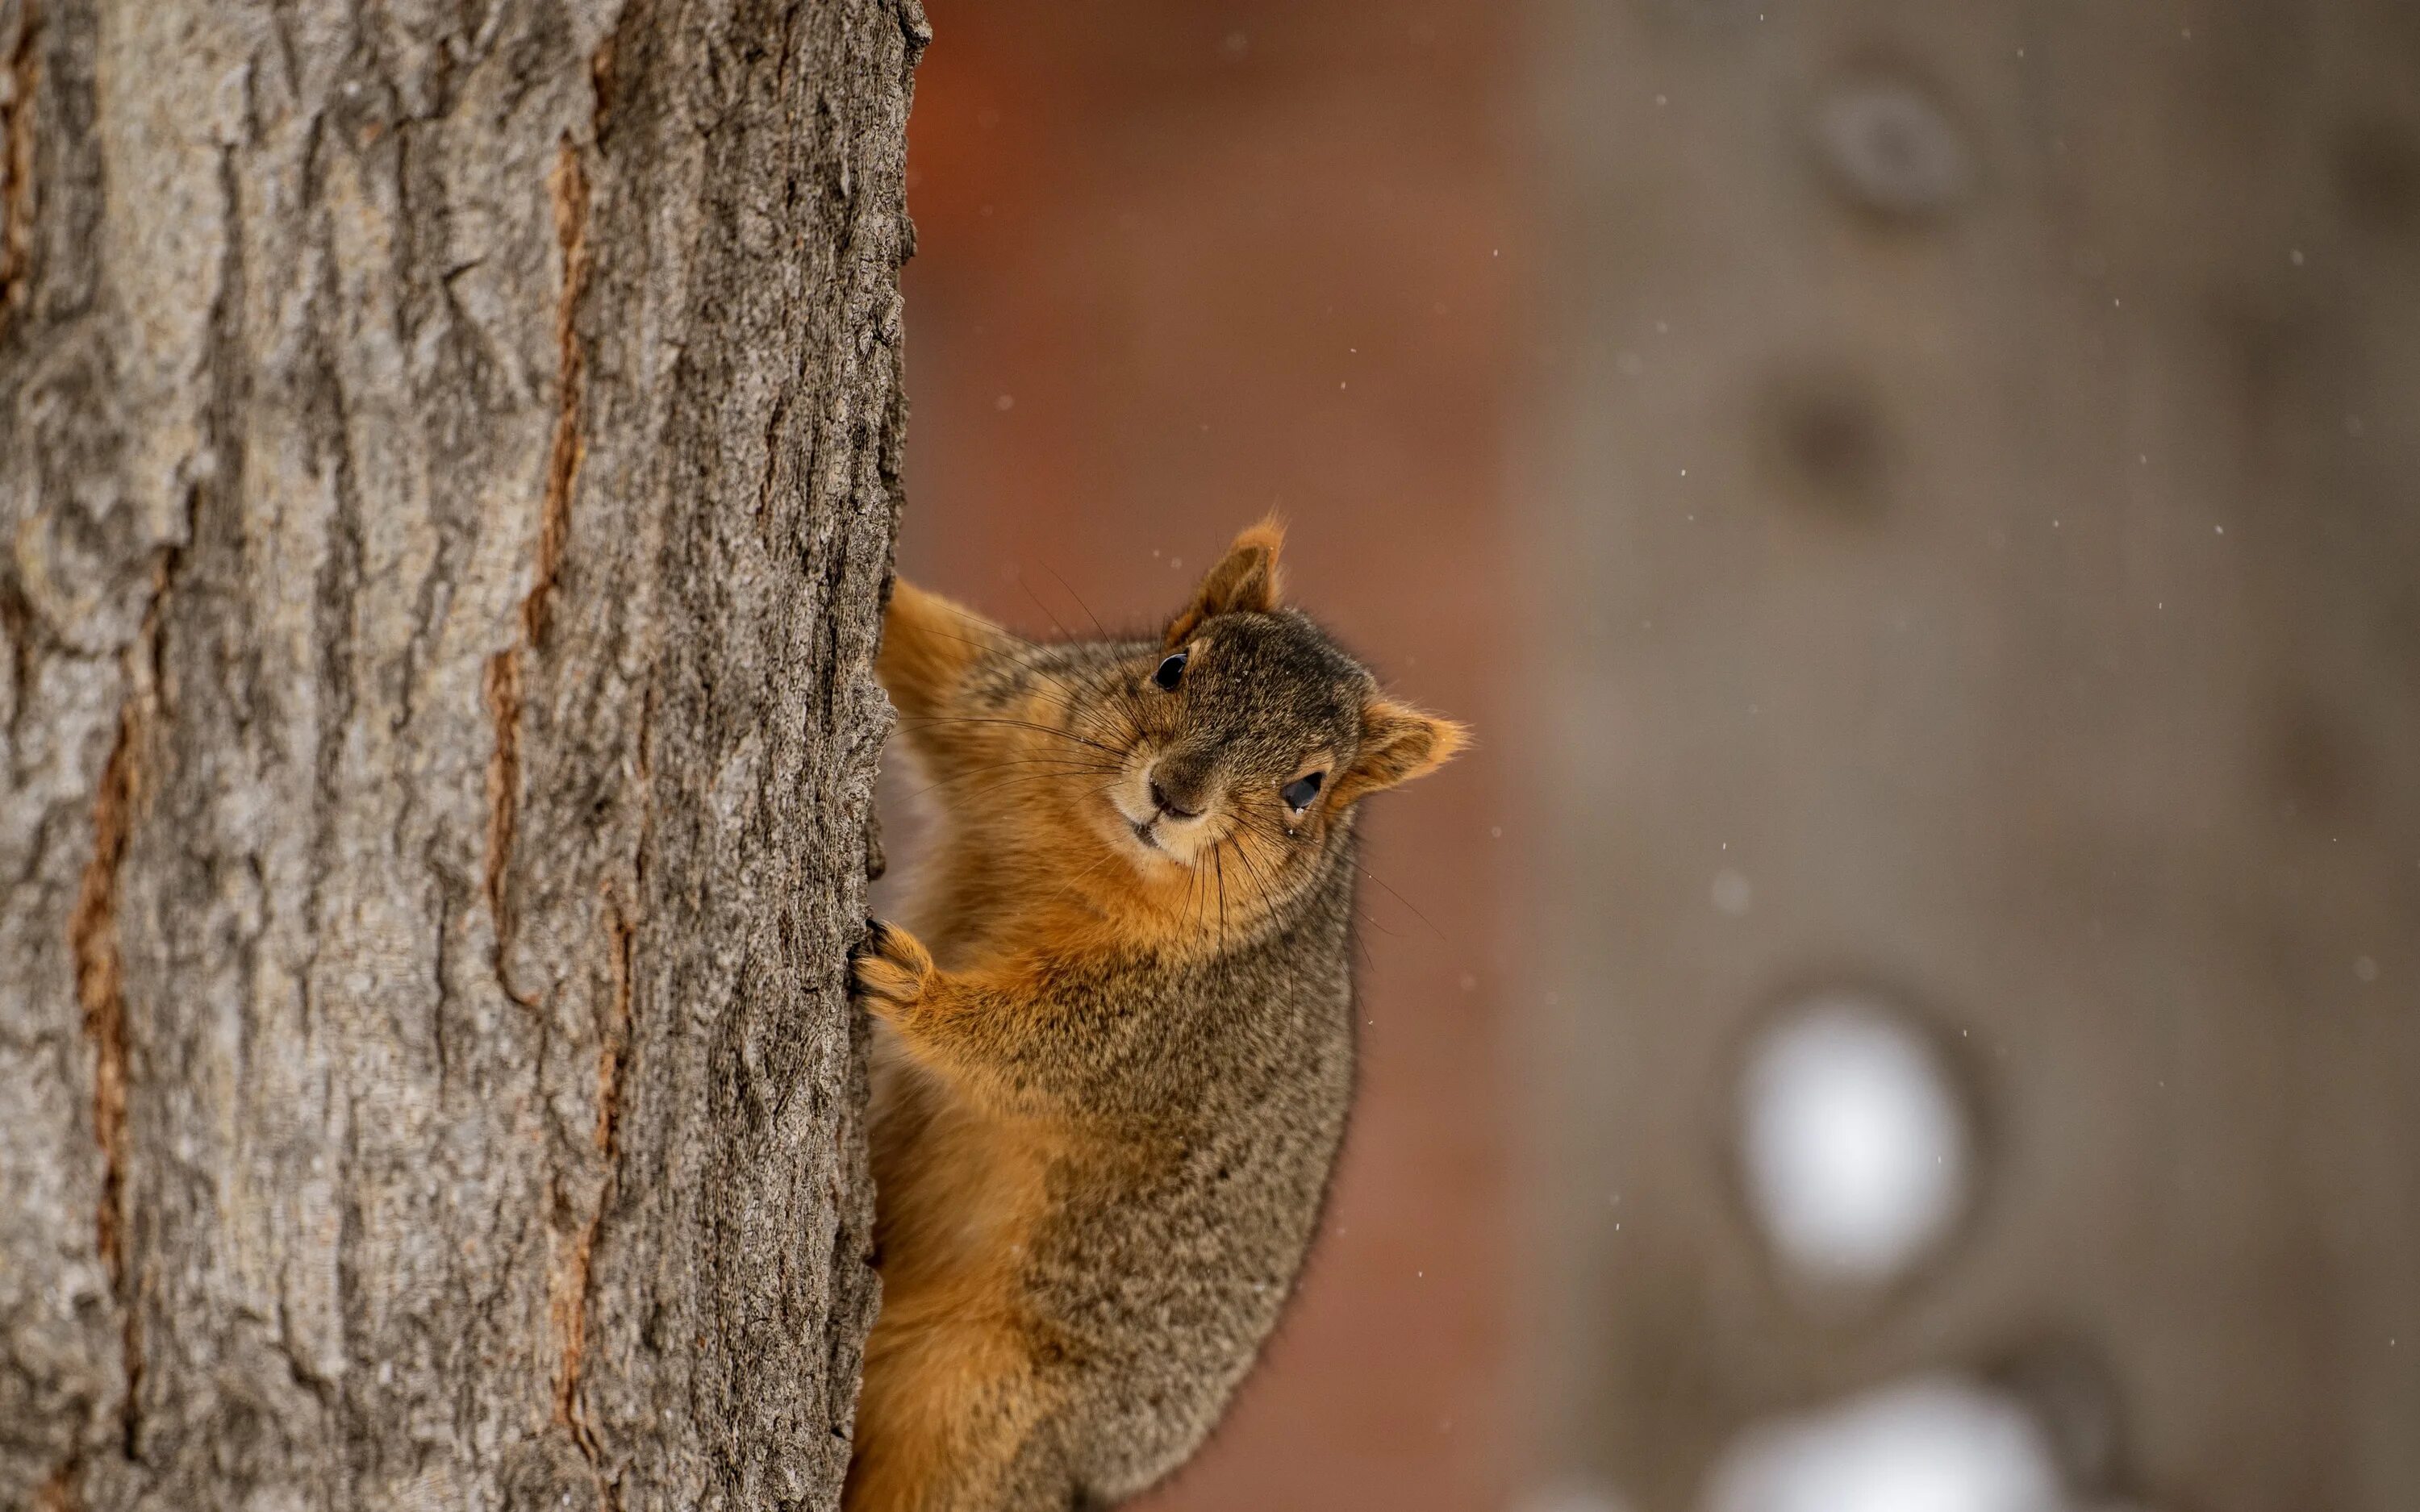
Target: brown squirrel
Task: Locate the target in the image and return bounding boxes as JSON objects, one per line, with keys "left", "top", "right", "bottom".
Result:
{"left": 844, "top": 521, "right": 1464, "bottom": 1511}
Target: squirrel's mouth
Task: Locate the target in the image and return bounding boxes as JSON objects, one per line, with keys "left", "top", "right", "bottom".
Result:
{"left": 1110, "top": 764, "right": 1197, "bottom": 867}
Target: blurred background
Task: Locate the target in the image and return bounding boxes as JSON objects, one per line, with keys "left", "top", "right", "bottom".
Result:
{"left": 883, "top": 3, "right": 2420, "bottom": 1510}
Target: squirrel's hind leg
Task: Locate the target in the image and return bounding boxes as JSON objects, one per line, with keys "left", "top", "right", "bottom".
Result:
{"left": 880, "top": 580, "right": 1042, "bottom": 784}
{"left": 845, "top": 1307, "right": 1054, "bottom": 1512}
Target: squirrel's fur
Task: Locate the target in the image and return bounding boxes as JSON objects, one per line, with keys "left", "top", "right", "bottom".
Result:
{"left": 845, "top": 523, "right": 1463, "bottom": 1512}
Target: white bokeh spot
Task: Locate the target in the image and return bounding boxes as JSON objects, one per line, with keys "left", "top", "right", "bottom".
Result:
{"left": 1739, "top": 993, "right": 1969, "bottom": 1286}
{"left": 1704, "top": 1375, "right": 2064, "bottom": 1512}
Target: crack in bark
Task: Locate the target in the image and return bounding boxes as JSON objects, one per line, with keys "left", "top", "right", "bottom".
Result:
{"left": 553, "top": 887, "right": 636, "bottom": 1511}
{"left": 2, "top": 576, "right": 41, "bottom": 763}
{"left": 60, "top": 548, "right": 188, "bottom": 1465}
{"left": 529, "top": 137, "right": 589, "bottom": 649}
{"left": 66, "top": 621, "right": 154, "bottom": 1460}
{"left": 297, "top": 137, "right": 361, "bottom": 1048}
{"left": 70, "top": 699, "right": 133, "bottom": 1281}
{"left": 595, "top": 891, "right": 633, "bottom": 1164}
{"left": 0, "top": 0, "right": 35, "bottom": 330}
{"left": 484, "top": 138, "right": 591, "bottom": 1005}
{"left": 752, "top": 386, "right": 791, "bottom": 536}
{"left": 588, "top": 28, "right": 617, "bottom": 145}
{"left": 479, "top": 648, "right": 529, "bottom": 1003}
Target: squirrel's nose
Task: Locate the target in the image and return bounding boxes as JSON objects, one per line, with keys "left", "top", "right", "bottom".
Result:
{"left": 1148, "top": 774, "right": 1204, "bottom": 821}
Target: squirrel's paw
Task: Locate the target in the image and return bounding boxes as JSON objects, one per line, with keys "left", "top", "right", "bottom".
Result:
{"left": 851, "top": 918, "right": 936, "bottom": 1018}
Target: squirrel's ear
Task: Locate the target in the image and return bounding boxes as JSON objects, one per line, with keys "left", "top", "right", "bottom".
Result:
{"left": 1166, "top": 519, "right": 1285, "bottom": 648}
{"left": 1333, "top": 697, "right": 1467, "bottom": 805}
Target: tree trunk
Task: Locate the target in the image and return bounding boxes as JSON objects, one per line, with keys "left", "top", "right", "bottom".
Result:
{"left": 1525, "top": 3, "right": 2420, "bottom": 1508}
{"left": 0, "top": 2, "right": 921, "bottom": 1507}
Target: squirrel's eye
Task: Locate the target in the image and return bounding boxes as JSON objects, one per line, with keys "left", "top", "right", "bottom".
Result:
{"left": 1281, "top": 773, "right": 1325, "bottom": 811}
{"left": 1154, "top": 651, "right": 1189, "bottom": 690}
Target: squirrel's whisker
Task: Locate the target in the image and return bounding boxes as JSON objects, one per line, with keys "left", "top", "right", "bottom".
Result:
{"left": 1213, "top": 843, "right": 1231, "bottom": 953}
{"left": 898, "top": 714, "right": 1120, "bottom": 756}
{"left": 924, "top": 768, "right": 1118, "bottom": 811}
{"left": 1356, "top": 864, "right": 1446, "bottom": 942}
{"left": 1035, "top": 562, "right": 1116, "bottom": 643}
{"left": 908, "top": 624, "right": 1140, "bottom": 750}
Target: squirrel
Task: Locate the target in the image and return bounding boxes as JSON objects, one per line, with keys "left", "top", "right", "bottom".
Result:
{"left": 843, "top": 520, "right": 1464, "bottom": 1512}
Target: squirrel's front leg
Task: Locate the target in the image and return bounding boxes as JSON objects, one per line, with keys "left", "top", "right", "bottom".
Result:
{"left": 852, "top": 921, "right": 1057, "bottom": 1110}
{"left": 851, "top": 918, "right": 941, "bottom": 1020}
{"left": 851, "top": 918, "right": 995, "bottom": 1058}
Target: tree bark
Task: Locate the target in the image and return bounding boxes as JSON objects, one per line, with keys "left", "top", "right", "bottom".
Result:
{"left": 0, "top": 2, "right": 921, "bottom": 1507}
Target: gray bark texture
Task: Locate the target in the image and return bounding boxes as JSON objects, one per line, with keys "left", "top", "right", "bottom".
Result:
{"left": 0, "top": 2, "right": 924, "bottom": 1508}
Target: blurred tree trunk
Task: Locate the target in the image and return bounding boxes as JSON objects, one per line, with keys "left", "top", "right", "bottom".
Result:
{"left": 1527, "top": 3, "right": 2419, "bottom": 1510}
{"left": 0, "top": 2, "right": 921, "bottom": 1508}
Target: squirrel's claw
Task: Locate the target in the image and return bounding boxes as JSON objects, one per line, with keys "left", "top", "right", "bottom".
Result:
{"left": 852, "top": 918, "right": 936, "bottom": 1018}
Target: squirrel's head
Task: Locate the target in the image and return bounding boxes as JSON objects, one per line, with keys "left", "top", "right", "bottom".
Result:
{"left": 1087, "top": 521, "right": 1466, "bottom": 914}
